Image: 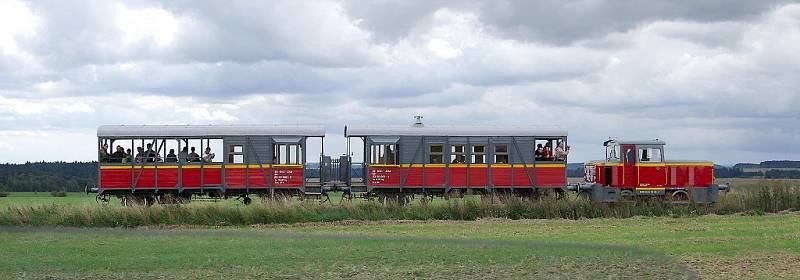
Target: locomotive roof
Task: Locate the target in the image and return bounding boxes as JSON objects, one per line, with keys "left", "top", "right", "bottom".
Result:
{"left": 345, "top": 125, "right": 567, "bottom": 137}
{"left": 605, "top": 139, "right": 666, "bottom": 145}
{"left": 97, "top": 125, "right": 325, "bottom": 137}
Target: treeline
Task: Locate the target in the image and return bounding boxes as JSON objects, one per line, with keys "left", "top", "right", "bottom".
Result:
{"left": 0, "top": 162, "right": 97, "bottom": 192}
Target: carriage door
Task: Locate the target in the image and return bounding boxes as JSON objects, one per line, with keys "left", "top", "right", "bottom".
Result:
{"left": 621, "top": 144, "right": 638, "bottom": 188}
{"left": 636, "top": 145, "right": 666, "bottom": 188}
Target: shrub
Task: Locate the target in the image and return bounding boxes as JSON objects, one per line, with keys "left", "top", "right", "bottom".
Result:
{"left": 50, "top": 191, "right": 67, "bottom": 197}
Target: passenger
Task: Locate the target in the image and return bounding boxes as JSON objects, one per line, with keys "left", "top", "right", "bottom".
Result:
{"left": 555, "top": 141, "right": 570, "bottom": 161}
{"left": 178, "top": 147, "right": 189, "bottom": 163}
{"left": 202, "top": 147, "right": 215, "bottom": 163}
{"left": 188, "top": 147, "right": 200, "bottom": 162}
{"left": 165, "top": 149, "right": 178, "bottom": 162}
{"left": 122, "top": 149, "right": 132, "bottom": 164}
{"left": 534, "top": 144, "right": 544, "bottom": 161}
{"left": 99, "top": 143, "right": 110, "bottom": 163}
{"left": 543, "top": 143, "right": 553, "bottom": 161}
{"left": 145, "top": 143, "right": 157, "bottom": 163}
{"left": 111, "top": 146, "right": 126, "bottom": 163}
{"left": 135, "top": 147, "right": 145, "bottom": 163}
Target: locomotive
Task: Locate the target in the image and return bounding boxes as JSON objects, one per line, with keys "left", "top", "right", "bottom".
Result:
{"left": 568, "top": 139, "right": 729, "bottom": 203}
{"left": 89, "top": 120, "right": 727, "bottom": 205}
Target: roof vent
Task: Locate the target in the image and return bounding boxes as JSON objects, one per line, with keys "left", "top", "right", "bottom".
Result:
{"left": 412, "top": 115, "right": 424, "bottom": 127}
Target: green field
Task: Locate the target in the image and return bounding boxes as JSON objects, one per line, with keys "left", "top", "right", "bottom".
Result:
{"left": 2, "top": 213, "right": 799, "bottom": 279}
{"left": 1, "top": 180, "right": 798, "bottom": 279}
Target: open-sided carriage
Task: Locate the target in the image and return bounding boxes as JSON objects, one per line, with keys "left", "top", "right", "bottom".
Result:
{"left": 343, "top": 119, "right": 569, "bottom": 203}
{"left": 92, "top": 125, "right": 324, "bottom": 205}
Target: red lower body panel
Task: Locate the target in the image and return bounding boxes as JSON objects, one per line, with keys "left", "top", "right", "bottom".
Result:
{"left": 99, "top": 165, "right": 303, "bottom": 191}
{"left": 365, "top": 166, "right": 565, "bottom": 188}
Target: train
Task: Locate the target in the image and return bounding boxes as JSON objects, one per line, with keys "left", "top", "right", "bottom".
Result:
{"left": 89, "top": 119, "right": 729, "bottom": 205}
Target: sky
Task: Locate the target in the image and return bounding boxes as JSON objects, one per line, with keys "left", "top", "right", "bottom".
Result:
{"left": 0, "top": 0, "right": 798, "bottom": 165}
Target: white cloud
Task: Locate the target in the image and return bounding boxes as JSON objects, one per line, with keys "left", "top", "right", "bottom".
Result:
{"left": 0, "top": 1, "right": 798, "bottom": 164}
{"left": 0, "top": 0, "right": 38, "bottom": 56}
{"left": 115, "top": 3, "right": 179, "bottom": 48}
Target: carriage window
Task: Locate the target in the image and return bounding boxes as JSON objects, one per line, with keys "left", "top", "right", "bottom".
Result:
{"left": 132, "top": 139, "right": 160, "bottom": 163}
{"left": 101, "top": 138, "right": 134, "bottom": 164}
{"left": 370, "top": 144, "right": 397, "bottom": 164}
{"left": 472, "top": 145, "right": 485, "bottom": 164}
{"left": 494, "top": 144, "right": 509, "bottom": 164}
{"left": 638, "top": 147, "right": 663, "bottom": 163}
{"left": 450, "top": 145, "right": 466, "bottom": 164}
{"left": 228, "top": 145, "right": 244, "bottom": 164}
{"left": 163, "top": 139, "right": 179, "bottom": 163}
{"left": 429, "top": 144, "right": 443, "bottom": 164}
{"left": 535, "top": 139, "right": 559, "bottom": 161}
{"left": 274, "top": 143, "right": 302, "bottom": 164}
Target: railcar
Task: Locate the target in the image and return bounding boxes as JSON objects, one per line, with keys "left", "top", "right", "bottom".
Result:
{"left": 91, "top": 125, "right": 324, "bottom": 205}
{"left": 343, "top": 118, "right": 569, "bottom": 203}
{"left": 570, "top": 139, "right": 729, "bottom": 203}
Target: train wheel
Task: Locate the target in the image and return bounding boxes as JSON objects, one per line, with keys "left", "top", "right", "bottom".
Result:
{"left": 242, "top": 196, "right": 252, "bottom": 205}
{"left": 577, "top": 191, "right": 591, "bottom": 201}
{"left": 620, "top": 190, "right": 636, "bottom": 203}
{"left": 670, "top": 191, "right": 690, "bottom": 204}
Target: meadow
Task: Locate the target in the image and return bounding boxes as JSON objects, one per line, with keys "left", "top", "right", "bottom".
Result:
{"left": 0, "top": 178, "right": 798, "bottom": 279}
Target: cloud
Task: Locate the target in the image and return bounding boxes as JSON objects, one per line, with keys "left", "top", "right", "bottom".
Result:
{"left": 0, "top": 0, "right": 798, "bottom": 164}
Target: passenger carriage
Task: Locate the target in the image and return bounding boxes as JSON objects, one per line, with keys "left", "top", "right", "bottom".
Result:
{"left": 344, "top": 119, "right": 569, "bottom": 201}
{"left": 93, "top": 125, "right": 324, "bottom": 205}
{"left": 572, "top": 139, "right": 729, "bottom": 203}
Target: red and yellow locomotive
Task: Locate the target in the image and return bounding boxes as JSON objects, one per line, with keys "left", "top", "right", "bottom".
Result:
{"left": 572, "top": 139, "right": 728, "bottom": 203}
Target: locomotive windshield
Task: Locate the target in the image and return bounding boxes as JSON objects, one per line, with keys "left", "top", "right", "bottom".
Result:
{"left": 606, "top": 144, "right": 620, "bottom": 162}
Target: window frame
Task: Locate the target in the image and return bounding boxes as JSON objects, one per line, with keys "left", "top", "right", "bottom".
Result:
{"left": 493, "top": 144, "right": 509, "bottom": 164}
{"left": 471, "top": 144, "right": 486, "bottom": 164}
{"left": 450, "top": 144, "right": 466, "bottom": 164}
{"left": 428, "top": 144, "right": 444, "bottom": 164}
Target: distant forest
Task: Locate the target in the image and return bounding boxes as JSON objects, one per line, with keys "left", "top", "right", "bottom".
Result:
{"left": 0, "top": 162, "right": 97, "bottom": 192}
{"left": 0, "top": 161, "right": 797, "bottom": 192}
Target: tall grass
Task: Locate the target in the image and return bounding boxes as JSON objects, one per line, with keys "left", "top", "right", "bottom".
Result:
{"left": 1, "top": 185, "right": 798, "bottom": 228}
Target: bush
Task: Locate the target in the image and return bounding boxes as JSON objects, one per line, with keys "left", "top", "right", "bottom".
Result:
{"left": 50, "top": 191, "right": 67, "bottom": 197}
{"left": 0, "top": 192, "right": 8, "bottom": 197}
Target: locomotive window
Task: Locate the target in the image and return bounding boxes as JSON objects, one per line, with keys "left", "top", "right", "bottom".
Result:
{"left": 494, "top": 144, "right": 509, "bottom": 164}
{"left": 450, "top": 145, "right": 466, "bottom": 164}
{"left": 429, "top": 144, "right": 443, "bottom": 164}
{"left": 638, "top": 147, "right": 663, "bottom": 162}
{"left": 371, "top": 144, "right": 397, "bottom": 164}
{"left": 607, "top": 145, "right": 620, "bottom": 162}
{"left": 624, "top": 147, "right": 635, "bottom": 163}
{"left": 472, "top": 145, "right": 485, "bottom": 164}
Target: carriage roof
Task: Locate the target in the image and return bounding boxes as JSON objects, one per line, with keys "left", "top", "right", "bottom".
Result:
{"left": 97, "top": 125, "right": 325, "bottom": 137}
{"left": 345, "top": 125, "right": 567, "bottom": 137}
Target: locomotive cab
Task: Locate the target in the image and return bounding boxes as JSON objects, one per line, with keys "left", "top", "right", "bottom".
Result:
{"left": 576, "top": 139, "right": 728, "bottom": 203}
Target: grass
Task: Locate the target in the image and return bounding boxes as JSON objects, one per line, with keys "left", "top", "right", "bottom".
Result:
{"left": 1, "top": 213, "right": 799, "bottom": 279}
{"left": 0, "top": 179, "right": 798, "bottom": 279}
{"left": 1, "top": 182, "right": 799, "bottom": 227}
